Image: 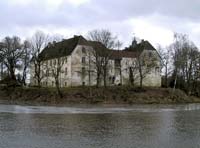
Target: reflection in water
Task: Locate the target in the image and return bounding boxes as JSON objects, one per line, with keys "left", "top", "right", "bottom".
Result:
{"left": 0, "top": 104, "right": 200, "bottom": 148}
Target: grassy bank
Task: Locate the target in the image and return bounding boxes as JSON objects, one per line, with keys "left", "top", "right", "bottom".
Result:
{"left": 0, "top": 86, "right": 200, "bottom": 105}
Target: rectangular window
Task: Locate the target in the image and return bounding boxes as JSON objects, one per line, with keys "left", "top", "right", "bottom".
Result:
{"left": 50, "top": 60, "right": 52, "bottom": 66}
{"left": 62, "top": 58, "right": 65, "bottom": 65}
{"left": 149, "top": 52, "right": 152, "bottom": 58}
{"left": 52, "top": 69, "right": 54, "bottom": 76}
{"left": 82, "top": 67, "right": 86, "bottom": 75}
{"left": 82, "top": 47, "right": 86, "bottom": 54}
{"left": 82, "top": 57, "right": 86, "bottom": 64}
{"left": 155, "top": 67, "right": 160, "bottom": 74}
{"left": 54, "top": 59, "right": 57, "bottom": 65}
{"left": 65, "top": 68, "right": 68, "bottom": 75}
{"left": 65, "top": 57, "right": 68, "bottom": 63}
{"left": 46, "top": 70, "right": 49, "bottom": 77}
{"left": 65, "top": 82, "right": 67, "bottom": 87}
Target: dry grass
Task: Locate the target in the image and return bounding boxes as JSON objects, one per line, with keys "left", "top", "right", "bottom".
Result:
{"left": 0, "top": 86, "right": 200, "bottom": 105}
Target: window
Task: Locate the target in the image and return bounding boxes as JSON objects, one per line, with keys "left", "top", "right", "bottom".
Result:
{"left": 82, "top": 47, "right": 86, "bottom": 54}
{"left": 46, "top": 69, "right": 49, "bottom": 77}
{"left": 65, "top": 58, "right": 68, "bottom": 63}
{"left": 65, "top": 68, "right": 68, "bottom": 75}
{"left": 112, "top": 76, "right": 115, "bottom": 84}
{"left": 82, "top": 57, "right": 86, "bottom": 64}
{"left": 62, "top": 58, "right": 65, "bottom": 65}
{"left": 50, "top": 60, "right": 52, "bottom": 66}
{"left": 82, "top": 67, "right": 86, "bottom": 75}
{"left": 65, "top": 82, "right": 67, "bottom": 87}
{"left": 54, "top": 59, "right": 57, "bottom": 65}
{"left": 148, "top": 52, "right": 152, "bottom": 58}
{"left": 109, "top": 76, "right": 112, "bottom": 83}
{"left": 155, "top": 67, "right": 160, "bottom": 74}
{"left": 52, "top": 69, "right": 54, "bottom": 76}
{"left": 52, "top": 81, "right": 54, "bottom": 87}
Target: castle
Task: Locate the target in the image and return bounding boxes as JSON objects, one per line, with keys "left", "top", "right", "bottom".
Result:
{"left": 30, "top": 35, "right": 161, "bottom": 87}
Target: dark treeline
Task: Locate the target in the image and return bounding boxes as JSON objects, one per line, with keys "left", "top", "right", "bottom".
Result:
{"left": 159, "top": 33, "right": 200, "bottom": 96}
{"left": 0, "top": 31, "right": 63, "bottom": 86}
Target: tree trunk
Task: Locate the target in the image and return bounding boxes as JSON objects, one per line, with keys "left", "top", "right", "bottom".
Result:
{"left": 140, "top": 77, "right": 143, "bottom": 88}
{"left": 10, "top": 66, "right": 16, "bottom": 80}
{"left": 22, "top": 68, "right": 27, "bottom": 86}
{"left": 103, "top": 68, "right": 107, "bottom": 88}
{"left": 56, "top": 79, "right": 63, "bottom": 98}
{"left": 173, "top": 72, "right": 177, "bottom": 93}
{"left": 37, "top": 78, "right": 41, "bottom": 88}
{"left": 96, "top": 73, "right": 100, "bottom": 88}
{"left": 139, "top": 66, "right": 143, "bottom": 88}
{"left": 165, "top": 66, "right": 168, "bottom": 88}
{"left": 0, "top": 63, "right": 3, "bottom": 80}
{"left": 120, "top": 66, "right": 122, "bottom": 85}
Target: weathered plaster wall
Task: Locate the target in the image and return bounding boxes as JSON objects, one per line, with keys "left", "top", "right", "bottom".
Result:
{"left": 30, "top": 46, "right": 162, "bottom": 88}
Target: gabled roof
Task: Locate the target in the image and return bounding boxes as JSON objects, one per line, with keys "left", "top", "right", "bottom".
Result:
{"left": 88, "top": 41, "right": 109, "bottom": 55}
{"left": 39, "top": 36, "right": 88, "bottom": 61}
{"left": 125, "top": 40, "right": 156, "bottom": 53}
{"left": 38, "top": 36, "right": 158, "bottom": 61}
{"left": 110, "top": 50, "right": 140, "bottom": 59}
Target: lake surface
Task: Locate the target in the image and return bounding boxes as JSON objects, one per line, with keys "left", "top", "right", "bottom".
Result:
{"left": 0, "top": 104, "right": 200, "bottom": 148}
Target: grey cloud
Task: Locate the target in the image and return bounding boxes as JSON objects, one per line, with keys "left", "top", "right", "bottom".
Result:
{"left": 89, "top": 0, "right": 200, "bottom": 21}
{"left": 1, "top": 0, "right": 200, "bottom": 28}
{"left": 0, "top": 0, "right": 200, "bottom": 47}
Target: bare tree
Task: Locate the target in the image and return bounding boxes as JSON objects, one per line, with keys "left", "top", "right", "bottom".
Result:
{"left": 51, "top": 57, "right": 65, "bottom": 98}
{"left": 88, "top": 29, "right": 121, "bottom": 87}
{"left": 88, "top": 29, "right": 117, "bottom": 49}
{"left": 89, "top": 45, "right": 104, "bottom": 87}
{"left": 157, "top": 45, "right": 172, "bottom": 87}
{"left": 128, "top": 60, "right": 140, "bottom": 86}
{"left": 0, "top": 62, "right": 4, "bottom": 80}
{"left": 30, "top": 31, "right": 49, "bottom": 87}
{"left": 0, "top": 43, "right": 5, "bottom": 80}
{"left": 0, "top": 36, "right": 23, "bottom": 81}
{"left": 170, "top": 33, "right": 199, "bottom": 94}
{"left": 136, "top": 52, "right": 157, "bottom": 88}
{"left": 21, "top": 40, "right": 31, "bottom": 86}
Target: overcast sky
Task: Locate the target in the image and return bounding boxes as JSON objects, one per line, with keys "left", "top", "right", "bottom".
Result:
{"left": 0, "top": 0, "right": 200, "bottom": 48}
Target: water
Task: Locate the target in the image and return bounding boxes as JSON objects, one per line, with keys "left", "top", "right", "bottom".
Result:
{"left": 0, "top": 104, "right": 200, "bottom": 148}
